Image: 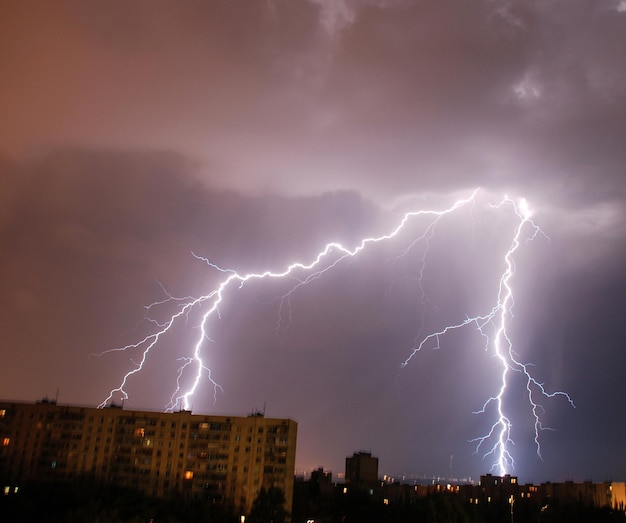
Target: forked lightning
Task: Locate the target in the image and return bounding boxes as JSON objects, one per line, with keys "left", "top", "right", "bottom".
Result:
{"left": 97, "top": 189, "right": 573, "bottom": 474}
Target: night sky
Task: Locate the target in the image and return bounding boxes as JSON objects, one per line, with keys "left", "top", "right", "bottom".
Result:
{"left": 1, "top": 1, "right": 626, "bottom": 484}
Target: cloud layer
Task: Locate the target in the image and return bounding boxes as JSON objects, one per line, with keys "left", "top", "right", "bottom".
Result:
{"left": 1, "top": 0, "right": 625, "bottom": 481}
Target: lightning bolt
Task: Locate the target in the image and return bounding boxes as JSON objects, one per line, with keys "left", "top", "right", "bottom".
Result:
{"left": 96, "top": 188, "right": 573, "bottom": 474}
{"left": 401, "top": 195, "right": 574, "bottom": 475}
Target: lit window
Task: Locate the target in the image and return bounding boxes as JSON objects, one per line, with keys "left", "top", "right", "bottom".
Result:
{"left": 383, "top": 498, "right": 389, "bottom": 505}
{"left": 135, "top": 428, "right": 145, "bottom": 437}
{"left": 2, "top": 438, "right": 9, "bottom": 447}
{"left": 184, "top": 470, "right": 193, "bottom": 480}
{"left": 0, "top": 409, "right": 6, "bottom": 417}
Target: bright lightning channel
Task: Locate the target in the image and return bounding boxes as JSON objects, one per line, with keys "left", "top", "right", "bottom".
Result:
{"left": 96, "top": 189, "right": 573, "bottom": 474}
{"left": 401, "top": 195, "right": 574, "bottom": 474}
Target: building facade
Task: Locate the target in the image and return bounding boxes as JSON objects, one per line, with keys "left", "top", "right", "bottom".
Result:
{"left": 345, "top": 451, "right": 379, "bottom": 488}
{"left": 0, "top": 400, "right": 297, "bottom": 517}
{"left": 459, "top": 474, "right": 626, "bottom": 513}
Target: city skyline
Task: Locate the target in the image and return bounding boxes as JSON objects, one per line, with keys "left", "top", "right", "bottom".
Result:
{"left": 1, "top": 1, "right": 625, "bottom": 484}
{"left": 0, "top": 397, "right": 620, "bottom": 488}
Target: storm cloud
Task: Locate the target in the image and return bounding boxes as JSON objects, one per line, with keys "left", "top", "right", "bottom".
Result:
{"left": 1, "top": 0, "right": 625, "bottom": 482}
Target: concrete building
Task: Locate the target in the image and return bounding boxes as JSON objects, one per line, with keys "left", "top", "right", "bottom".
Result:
{"left": 0, "top": 400, "right": 297, "bottom": 517}
{"left": 460, "top": 474, "right": 626, "bottom": 514}
{"left": 345, "top": 451, "right": 378, "bottom": 489}
{"left": 541, "top": 480, "right": 626, "bottom": 510}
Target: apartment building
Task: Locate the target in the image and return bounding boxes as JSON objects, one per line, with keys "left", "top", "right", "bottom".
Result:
{"left": 460, "top": 474, "right": 626, "bottom": 512}
{"left": 345, "top": 451, "right": 379, "bottom": 488}
{"left": 0, "top": 400, "right": 297, "bottom": 517}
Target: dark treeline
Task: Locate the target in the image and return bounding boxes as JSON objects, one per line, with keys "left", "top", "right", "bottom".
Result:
{"left": 0, "top": 478, "right": 234, "bottom": 523}
{"left": 292, "top": 480, "right": 626, "bottom": 523}
{"left": 0, "top": 479, "right": 291, "bottom": 523}
{"left": 2, "top": 477, "right": 626, "bottom": 523}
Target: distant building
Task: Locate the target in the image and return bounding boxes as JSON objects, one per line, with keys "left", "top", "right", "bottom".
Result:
{"left": 542, "top": 480, "right": 626, "bottom": 510}
{"left": 460, "top": 474, "right": 626, "bottom": 513}
{"left": 345, "top": 451, "right": 378, "bottom": 488}
{"left": 310, "top": 467, "right": 332, "bottom": 487}
{"left": 477, "top": 473, "right": 519, "bottom": 503}
{"left": 0, "top": 400, "right": 297, "bottom": 518}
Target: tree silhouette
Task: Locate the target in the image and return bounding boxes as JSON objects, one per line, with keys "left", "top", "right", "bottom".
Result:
{"left": 247, "top": 486, "right": 288, "bottom": 523}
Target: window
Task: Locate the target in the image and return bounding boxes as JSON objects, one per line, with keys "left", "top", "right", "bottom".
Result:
{"left": 2, "top": 437, "right": 9, "bottom": 447}
{"left": 184, "top": 470, "right": 193, "bottom": 480}
{"left": 0, "top": 409, "right": 5, "bottom": 417}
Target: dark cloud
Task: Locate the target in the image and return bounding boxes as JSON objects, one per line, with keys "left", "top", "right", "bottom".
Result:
{"left": 1, "top": 0, "right": 625, "bottom": 482}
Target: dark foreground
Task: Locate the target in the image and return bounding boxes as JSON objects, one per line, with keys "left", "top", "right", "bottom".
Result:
{"left": 2, "top": 479, "right": 626, "bottom": 523}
